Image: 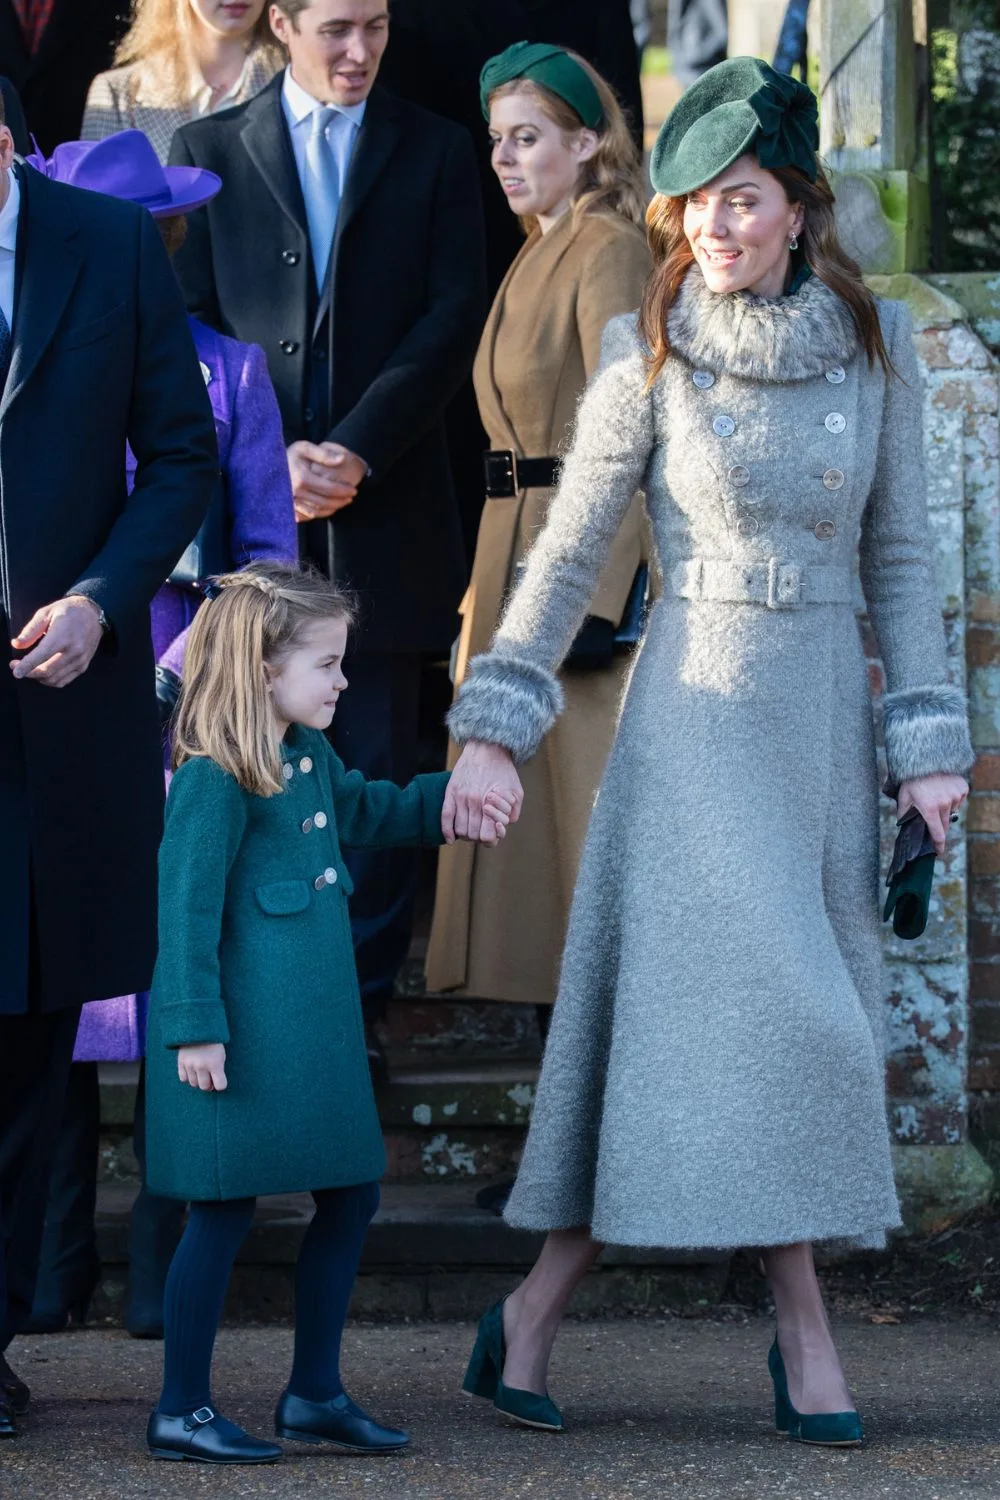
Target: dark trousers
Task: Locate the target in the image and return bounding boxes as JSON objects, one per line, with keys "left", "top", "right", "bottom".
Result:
{"left": 327, "top": 654, "right": 421, "bottom": 1025}
{"left": 28, "top": 1061, "right": 101, "bottom": 1321}
{"left": 31, "top": 1060, "right": 183, "bottom": 1329}
{"left": 0, "top": 1005, "right": 82, "bottom": 1348}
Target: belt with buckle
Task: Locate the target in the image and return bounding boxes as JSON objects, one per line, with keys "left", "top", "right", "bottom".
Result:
{"left": 669, "top": 558, "right": 855, "bottom": 610}
{"left": 484, "top": 450, "right": 561, "bottom": 498}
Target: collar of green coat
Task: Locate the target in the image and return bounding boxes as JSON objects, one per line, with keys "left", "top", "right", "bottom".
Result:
{"left": 667, "top": 262, "right": 861, "bottom": 382}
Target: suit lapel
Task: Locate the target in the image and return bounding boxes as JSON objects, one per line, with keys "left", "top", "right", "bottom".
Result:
{"left": 0, "top": 165, "right": 83, "bottom": 421}
{"left": 240, "top": 81, "right": 309, "bottom": 238}
{"left": 313, "top": 87, "right": 400, "bottom": 336}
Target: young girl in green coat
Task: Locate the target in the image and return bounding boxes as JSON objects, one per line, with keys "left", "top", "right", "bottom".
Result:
{"left": 143, "top": 563, "right": 513, "bottom": 1466}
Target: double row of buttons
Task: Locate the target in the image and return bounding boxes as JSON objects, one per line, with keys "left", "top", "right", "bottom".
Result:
{"left": 690, "top": 364, "right": 849, "bottom": 542}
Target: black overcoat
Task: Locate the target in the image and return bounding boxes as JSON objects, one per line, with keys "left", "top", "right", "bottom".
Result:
{"left": 0, "top": 75, "right": 30, "bottom": 154}
{"left": 170, "top": 78, "right": 487, "bottom": 654}
{"left": 0, "top": 0, "right": 125, "bottom": 153}
{"left": 0, "top": 164, "right": 218, "bottom": 1015}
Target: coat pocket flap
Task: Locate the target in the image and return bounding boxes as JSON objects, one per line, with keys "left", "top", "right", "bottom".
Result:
{"left": 254, "top": 880, "right": 311, "bottom": 916}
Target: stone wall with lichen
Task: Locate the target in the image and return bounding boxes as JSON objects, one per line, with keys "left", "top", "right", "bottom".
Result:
{"left": 866, "top": 275, "right": 999, "bottom": 1202}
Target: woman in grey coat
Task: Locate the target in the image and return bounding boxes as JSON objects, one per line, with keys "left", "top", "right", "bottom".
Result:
{"left": 442, "top": 59, "right": 973, "bottom": 1443}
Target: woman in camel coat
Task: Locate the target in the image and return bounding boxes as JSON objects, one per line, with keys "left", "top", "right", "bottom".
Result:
{"left": 426, "top": 44, "right": 651, "bottom": 1005}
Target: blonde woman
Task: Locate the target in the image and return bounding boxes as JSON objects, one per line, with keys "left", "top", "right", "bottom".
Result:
{"left": 426, "top": 44, "right": 651, "bottom": 1043}
{"left": 81, "top": 0, "right": 282, "bottom": 163}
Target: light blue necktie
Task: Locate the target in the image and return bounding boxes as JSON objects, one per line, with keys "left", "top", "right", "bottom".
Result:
{"left": 304, "top": 105, "right": 341, "bottom": 288}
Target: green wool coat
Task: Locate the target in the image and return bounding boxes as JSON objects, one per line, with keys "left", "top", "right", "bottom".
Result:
{"left": 145, "top": 727, "right": 449, "bottom": 1202}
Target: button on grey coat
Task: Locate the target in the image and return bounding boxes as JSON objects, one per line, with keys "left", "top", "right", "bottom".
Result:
{"left": 448, "top": 269, "right": 974, "bottom": 1252}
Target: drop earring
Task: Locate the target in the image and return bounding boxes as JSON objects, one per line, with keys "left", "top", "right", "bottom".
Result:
{"left": 789, "top": 233, "right": 799, "bottom": 251}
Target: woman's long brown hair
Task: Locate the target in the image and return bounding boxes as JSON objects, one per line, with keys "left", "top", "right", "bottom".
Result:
{"left": 639, "top": 164, "right": 894, "bottom": 387}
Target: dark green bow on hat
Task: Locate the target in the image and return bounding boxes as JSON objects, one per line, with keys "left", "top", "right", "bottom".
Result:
{"left": 650, "top": 56, "right": 819, "bottom": 197}
{"left": 480, "top": 41, "right": 604, "bottom": 130}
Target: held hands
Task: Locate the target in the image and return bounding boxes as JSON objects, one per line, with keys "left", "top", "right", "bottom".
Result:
{"left": 10, "top": 596, "right": 104, "bottom": 687}
{"left": 288, "top": 440, "right": 367, "bottom": 522}
{"left": 177, "top": 1043, "right": 228, "bottom": 1092}
{"left": 897, "top": 773, "right": 970, "bottom": 856}
{"left": 442, "top": 740, "right": 524, "bottom": 848}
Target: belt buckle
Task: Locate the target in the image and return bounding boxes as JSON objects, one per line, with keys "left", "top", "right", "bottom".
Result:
{"left": 767, "top": 558, "right": 804, "bottom": 610}
{"left": 484, "top": 450, "right": 516, "bottom": 499}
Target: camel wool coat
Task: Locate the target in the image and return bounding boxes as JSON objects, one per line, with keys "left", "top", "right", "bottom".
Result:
{"left": 448, "top": 268, "right": 974, "bottom": 1251}
{"left": 426, "top": 209, "right": 651, "bottom": 1003}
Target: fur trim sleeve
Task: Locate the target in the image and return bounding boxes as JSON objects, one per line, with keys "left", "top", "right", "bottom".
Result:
{"left": 446, "top": 653, "right": 564, "bottom": 764}
{"left": 882, "top": 684, "right": 974, "bottom": 789}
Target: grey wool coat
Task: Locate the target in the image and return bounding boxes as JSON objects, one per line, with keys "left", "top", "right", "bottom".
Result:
{"left": 448, "top": 268, "right": 975, "bottom": 1252}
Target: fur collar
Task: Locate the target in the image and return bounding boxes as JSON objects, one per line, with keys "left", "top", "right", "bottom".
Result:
{"left": 667, "top": 265, "right": 861, "bottom": 383}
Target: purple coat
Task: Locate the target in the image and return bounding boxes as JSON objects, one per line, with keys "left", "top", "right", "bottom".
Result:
{"left": 74, "top": 318, "right": 296, "bottom": 1062}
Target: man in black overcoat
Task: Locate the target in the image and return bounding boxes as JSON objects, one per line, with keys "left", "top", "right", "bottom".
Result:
{"left": 0, "top": 104, "right": 217, "bottom": 1433}
{"left": 0, "top": 0, "right": 126, "bottom": 153}
{"left": 169, "top": 0, "right": 486, "bottom": 1070}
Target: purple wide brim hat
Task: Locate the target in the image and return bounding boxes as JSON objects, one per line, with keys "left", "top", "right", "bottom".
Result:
{"left": 24, "top": 129, "right": 221, "bottom": 216}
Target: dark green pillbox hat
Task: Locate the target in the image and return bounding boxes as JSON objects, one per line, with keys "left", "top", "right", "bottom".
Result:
{"left": 650, "top": 56, "right": 819, "bottom": 197}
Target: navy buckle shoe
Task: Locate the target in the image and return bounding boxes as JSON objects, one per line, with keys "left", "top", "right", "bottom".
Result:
{"left": 275, "top": 1390, "right": 409, "bottom": 1453}
{"left": 147, "top": 1406, "right": 283, "bottom": 1464}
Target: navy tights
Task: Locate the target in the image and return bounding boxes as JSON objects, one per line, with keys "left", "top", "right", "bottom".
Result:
{"left": 158, "top": 1181, "right": 380, "bottom": 1416}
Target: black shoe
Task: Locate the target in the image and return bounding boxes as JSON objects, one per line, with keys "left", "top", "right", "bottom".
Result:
{"left": 0, "top": 1392, "right": 16, "bottom": 1439}
{"left": 127, "top": 1316, "right": 164, "bottom": 1341}
{"left": 0, "top": 1354, "right": 29, "bottom": 1416}
{"left": 275, "top": 1390, "right": 409, "bottom": 1453}
{"left": 475, "top": 1180, "right": 514, "bottom": 1216}
{"left": 24, "top": 1257, "right": 101, "bottom": 1334}
{"left": 147, "top": 1406, "right": 283, "bottom": 1464}
{"left": 364, "top": 1027, "right": 390, "bottom": 1085}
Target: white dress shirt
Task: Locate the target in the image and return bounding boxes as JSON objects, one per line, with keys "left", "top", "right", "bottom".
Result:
{"left": 281, "top": 67, "right": 365, "bottom": 286}
{"left": 0, "top": 168, "right": 21, "bottom": 332}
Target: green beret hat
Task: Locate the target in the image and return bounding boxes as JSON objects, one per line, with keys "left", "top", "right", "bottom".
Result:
{"left": 650, "top": 56, "right": 819, "bottom": 197}
{"left": 480, "top": 41, "right": 604, "bottom": 131}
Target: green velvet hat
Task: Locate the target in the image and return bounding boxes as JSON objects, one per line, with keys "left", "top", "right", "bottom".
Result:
{"left": 650, "top": 56, "right": 819, "bottom": 197}
{"left": 480, "top": 41, "right": 604, "bottom": 130}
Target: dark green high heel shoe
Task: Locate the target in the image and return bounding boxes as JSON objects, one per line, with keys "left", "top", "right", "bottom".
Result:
{"left": 462, "top": 1299, "right": 564, "bottom": 1432}
{"left": 768, "top": 1338, "right": 864, "bottom": 1447}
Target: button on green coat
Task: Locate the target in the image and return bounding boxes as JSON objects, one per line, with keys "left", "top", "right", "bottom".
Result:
{"left": 145, "top": 727, "right": 449, "bottom": 1202}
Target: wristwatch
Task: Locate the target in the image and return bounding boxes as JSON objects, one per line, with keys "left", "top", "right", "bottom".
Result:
{"left": 67, "top": 593, "right": 111, "bottom": 635}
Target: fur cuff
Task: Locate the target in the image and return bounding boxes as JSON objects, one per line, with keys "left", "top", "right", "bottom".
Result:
{"left": 882, "top": 684, "right": 974, "bottom": 790}
{"left": 447, "top": 653, "right": 564, "bottom": 764}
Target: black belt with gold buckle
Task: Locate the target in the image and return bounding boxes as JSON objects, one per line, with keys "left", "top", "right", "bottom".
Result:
{"left": 484, "top": 450, "right": 561, "bottom": 498}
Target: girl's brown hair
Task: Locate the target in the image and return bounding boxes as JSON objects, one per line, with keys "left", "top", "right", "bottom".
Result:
{"left": 172, "top": 563, "right": 354, "bottom": 797}
{"left": 639, "top": 163, "right": 893, "bottom": 387}
{"left": 114, "top": 0, "right": 283, "bottom": 107}
{"left": 486, "top": 54, "right": 648, "bottom": 232}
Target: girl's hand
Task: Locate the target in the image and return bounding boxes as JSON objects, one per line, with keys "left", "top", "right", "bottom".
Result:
{"left": 442, "top": 741, "right": 524, "bottom": 845}
{"left": 177, "top": 1043, "right": 228, "bottom": 1092}
{"left": 897, "top": 773, "right": 970, "bottom": 856}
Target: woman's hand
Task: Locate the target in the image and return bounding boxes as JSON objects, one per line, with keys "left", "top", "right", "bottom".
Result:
{"left": 897, "top": 773, "right": 970, "bottom": 856}
{"left": 443, "top": 740, "right": 524, "bottom": 847}
{"left": 177, "top": 1043, "right": 228, "bottom": 1092}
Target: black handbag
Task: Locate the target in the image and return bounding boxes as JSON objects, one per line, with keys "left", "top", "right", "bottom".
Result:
{"left": 513, "top": 561, "right": 650, "bottom": 671}
{"left": 168, "top": 471, "right": 230, "bottom": 589}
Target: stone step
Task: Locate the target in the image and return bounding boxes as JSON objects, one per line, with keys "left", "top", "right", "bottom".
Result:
{"left": 100, "top": 1055, "right": 542, "bottom": 1184}
{"left": 90, "top": 1181, "right": 731, "bottom": 1324}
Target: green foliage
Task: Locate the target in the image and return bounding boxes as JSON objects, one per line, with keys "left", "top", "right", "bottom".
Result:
{"left": 931, "top": 10, "right": 1000, "bottom": 269}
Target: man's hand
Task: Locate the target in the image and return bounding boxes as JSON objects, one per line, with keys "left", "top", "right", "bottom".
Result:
{"left": 10, "top": 596, "right": 105, "bottom": 687}
{"left": 288, "top": 440, "right": 368, "bottom": 522}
